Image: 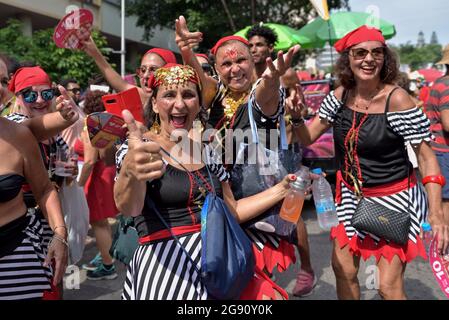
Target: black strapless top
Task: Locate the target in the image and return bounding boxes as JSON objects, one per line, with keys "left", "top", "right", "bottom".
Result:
{"left": 0, "top": 174, "right": 26, "bottom": 202}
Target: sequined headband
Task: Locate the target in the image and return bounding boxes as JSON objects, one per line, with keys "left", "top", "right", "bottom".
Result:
{"left": 147, "top": 64, "right": 200, "bottom": 90}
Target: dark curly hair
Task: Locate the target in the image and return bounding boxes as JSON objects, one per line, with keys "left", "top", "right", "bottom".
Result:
{"left": 143, "top": 84, "right": 208, "bottom": 130}
{"left": 246, "top": 24, "right": 278, "bottom": 47}
{"left": 334, "top": 46, "right": 399, "bottom": 90}
{"left": 83, "top": 90, "right": 106, "bottom": 115}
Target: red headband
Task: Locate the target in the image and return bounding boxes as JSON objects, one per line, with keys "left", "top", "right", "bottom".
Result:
{"left": 147, "top": 63, "right": 199, "bottom": 90}
{"left": 210, "top": 36, "right": 249, "bottom": 56}
{"left": 144, "top": 48, "right": 177, "bottom": 65}
{"left": 8, "top": 66, "right": 51, "bottom": 94}
{"left": 334, "top": 25, "right": 386, "bottom": 53}
{"left": 195, "top": 53, "right": 210, "bottom": 64}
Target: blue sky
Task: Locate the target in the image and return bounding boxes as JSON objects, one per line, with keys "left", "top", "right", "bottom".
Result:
{"left": 346, "top": 0, "right": 449, "bottom": 46}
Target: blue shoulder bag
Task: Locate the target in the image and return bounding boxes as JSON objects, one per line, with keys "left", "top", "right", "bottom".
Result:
{"left": 148, "top": 148, "right": 255, "bottom": 300}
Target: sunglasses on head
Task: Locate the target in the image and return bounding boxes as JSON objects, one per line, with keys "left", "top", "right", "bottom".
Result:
{"left": 20, "top": 88, "right": 55, "bottom": 103}
{"left": 136, "top": 65, "right": 158, "bottom": 76}
{"left": 350, "top": 47, "right": 385, "bottom": 60}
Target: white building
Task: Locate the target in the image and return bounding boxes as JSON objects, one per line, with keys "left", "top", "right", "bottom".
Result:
{"left": 0, "top": 0, "right": 179, "bottom": 70}
{"left": 316, "top": 43, "right": 339, "bottom": 71}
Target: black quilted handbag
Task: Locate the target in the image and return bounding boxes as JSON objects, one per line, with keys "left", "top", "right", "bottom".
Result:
{"left": 351, "top": 197, "right": 411, "bottom": 245}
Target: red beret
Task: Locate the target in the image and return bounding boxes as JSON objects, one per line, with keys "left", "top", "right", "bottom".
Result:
{"left": 8, "top": 66, "right": 51, "bottom": 94}
{"left": 144, "top": 48, "right": 177, "bottom": 65}
{"left": 210, "top": 36, "right": 249, "bottom": 56}
{"left": 334, "top": 25, "right": 386, "bottom": 53}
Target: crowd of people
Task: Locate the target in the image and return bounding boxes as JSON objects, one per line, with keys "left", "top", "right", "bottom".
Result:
{"left": 0, "top": 14, "right": 448, "bottom": 301}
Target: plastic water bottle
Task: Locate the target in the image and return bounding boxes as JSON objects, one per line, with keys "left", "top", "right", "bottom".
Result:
{"left": 422, "top": 221, "right": 432, "bottom": 248}
{"left": 311, "top": 168, "right": 338, "bottom": 231}
{"left": 279, "top": 167, "right": 310, "bottom": 224}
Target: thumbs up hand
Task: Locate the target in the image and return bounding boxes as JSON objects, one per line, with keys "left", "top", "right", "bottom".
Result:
{"left": 122, "top": 110, "right": 165, "bottom": 181}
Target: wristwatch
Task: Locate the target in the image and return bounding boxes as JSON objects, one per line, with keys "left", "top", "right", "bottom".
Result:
{"left": 289, "top": 116, "right": 305, "bottom": 127}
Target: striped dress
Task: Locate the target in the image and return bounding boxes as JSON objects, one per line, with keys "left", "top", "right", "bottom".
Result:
{"left": 319, "top": 90, "right": 433, "bottom": 262}
{"left": 116, "top": 142, "right": 229, "bottom": 300}
{"left": 2, "top": 113, "right": 58, "bottom": 299}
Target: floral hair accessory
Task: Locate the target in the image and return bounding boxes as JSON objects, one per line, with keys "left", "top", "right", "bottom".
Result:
{"left": 147, "top": 63, "right": 200, "bottom": 90}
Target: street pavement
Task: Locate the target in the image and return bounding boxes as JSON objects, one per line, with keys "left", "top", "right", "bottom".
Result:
{"left": 63, "top": 201, "right": 447, "bottom": 300}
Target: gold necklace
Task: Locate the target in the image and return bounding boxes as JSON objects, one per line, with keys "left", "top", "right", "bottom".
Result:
{"left": 223, "top": 91, "right": 249, "bottom": 118}
{"left": 353, "top": 86, "right": 385, "bottom": 111}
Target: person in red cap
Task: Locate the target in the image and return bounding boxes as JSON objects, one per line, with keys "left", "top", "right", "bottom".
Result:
{"left": 81, "top": 36, "right": 176, "bottom": 106}
{"left": 175, "top": 16, "right": 300, "bottom": 300}
{"left": 289, "top": 25, "right": 449, "bottom": 300}
{"left": 195, "top": 53, "right": 215, "bottom": 77}
{"left": 114, "top": 63, "right": 296, "bottom": 300}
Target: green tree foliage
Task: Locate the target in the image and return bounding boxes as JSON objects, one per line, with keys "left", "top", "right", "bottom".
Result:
{"left": 0, "top": 19, "right": 113, "bottom": 87}
{"left": 391, "top": 43, "right": 443, "bottom": 70}
{"left": 127, "top": 0, "right": 349, "bottom": 52}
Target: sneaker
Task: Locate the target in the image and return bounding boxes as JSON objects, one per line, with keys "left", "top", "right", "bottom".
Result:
{"left": 293, "top": 270, "right": 317, "bottom": 297}
{"left": 86, "top": 263, "right": 118, "bottom": 281}
{"left": 82, "top": 253, "right": 102, "bottom": 271}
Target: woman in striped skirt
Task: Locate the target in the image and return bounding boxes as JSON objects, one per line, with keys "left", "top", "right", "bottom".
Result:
{"left": 289, "top": 25, "right": 449, "bottom": 300}
{"left": 114, "top": 64, "right": 295, "bottom": 300}
{"left": 1, "top": 65, "right": 78, "bottom": 300}
{"left": 0, "top": 117, "right": 68, "bottom": 300}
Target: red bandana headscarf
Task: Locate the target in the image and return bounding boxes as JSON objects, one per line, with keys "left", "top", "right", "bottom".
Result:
{"left": 210, "top": 35, "right": 249, "bottom": 56}
{"left": 334, "top": 25, "right": 386, "bottom": 53}
{"left": 8, "top": 66, "right": 51, "bottom": 94}
{"left": 143, "top": 48, "right": 177, "bottom": 65}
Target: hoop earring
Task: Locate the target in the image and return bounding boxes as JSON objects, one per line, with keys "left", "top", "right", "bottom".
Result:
{"left": 150, "top": 113, "right": 161, "bottom": 134}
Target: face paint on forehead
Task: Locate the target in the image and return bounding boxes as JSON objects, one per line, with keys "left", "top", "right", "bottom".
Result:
{"left": 224, "top": 48, "right": 244, "bottom": 59}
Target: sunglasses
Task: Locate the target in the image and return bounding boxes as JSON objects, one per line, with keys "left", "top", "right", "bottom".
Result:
{"left": 201, "top": 63, "right": 212, "bottom": 72}
{"left": 136, "top": 65, "right": 159, "bottom": 76}
{"left": 21, "top": 88, "right": 55, "bottom": 103}
{"left": 350, "top": 47, "right": 385, "bottom": 60}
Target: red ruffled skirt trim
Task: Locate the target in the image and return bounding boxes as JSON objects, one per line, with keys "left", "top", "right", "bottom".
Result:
{"left": 239, "top": 267, "right": 289, "bottom": 300}
{"left": 252, "top": 239, "right": 296, "bottom": 274}
{"left": 330, "top": 223, "right": 427, "bottom": 263}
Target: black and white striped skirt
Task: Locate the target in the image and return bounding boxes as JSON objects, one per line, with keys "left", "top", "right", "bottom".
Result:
{"left": 0, "top": 210, "right": 53, "bottom": 300}
{"left": 336, "top": 181, "right": 428, "bottom": 244}
{"left": 122, "top": 232, "right": 208, "bottom": 300}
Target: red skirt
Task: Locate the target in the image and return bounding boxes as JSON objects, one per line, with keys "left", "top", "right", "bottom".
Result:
{"left": 84, "top": 160, "right": 119, "bottom": 223}
{"left": 240, "top": 267, "right": 289, "bottom": 300}
{"left": 331, "top": 223, "right": 427, "bottom": 263}
{"left": 252, "top": 239, "right": 296, "bottom": 274}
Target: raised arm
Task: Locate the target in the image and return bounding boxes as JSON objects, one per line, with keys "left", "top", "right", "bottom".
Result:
{"left": 81, "top": 37, "right": 146, "bottom": 101}
{"left": 24, "top": 86, "right": 79, "bottom": 141}
{"left": 175, "top": 16, "right": 217, "bottom": 108}
{"left": 222, "top": 175, "right": 295, "bottom": 223}
{"left": 255, "top": 45, "right": 300, "bottom": 117}
{"left": 114, "top": 111, "right": 165, "bottom": 216}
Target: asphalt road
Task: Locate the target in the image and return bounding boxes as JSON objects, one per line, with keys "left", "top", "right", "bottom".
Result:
{"left": 62, "top": 201, "right": 447, "bottom": 300}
